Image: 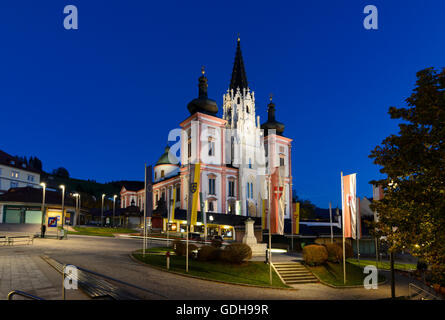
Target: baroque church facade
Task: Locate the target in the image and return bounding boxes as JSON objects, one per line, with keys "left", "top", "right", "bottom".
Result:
{"left": 121, "top": 38, "right": 292, "bottom": 235}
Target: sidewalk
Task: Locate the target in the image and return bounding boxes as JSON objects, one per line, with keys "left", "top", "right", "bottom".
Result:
{"left": 0, "top": 247, "right": 88, "bottom": 300}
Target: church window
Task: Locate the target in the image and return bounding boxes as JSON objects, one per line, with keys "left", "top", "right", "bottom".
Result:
{"left": 237, "top": 97, "right": 240, "bottom": 104}
{"left": 161, "top": 170, "right": 165, "bottom": 178}
{"left": 208, "top": 138, "right": 215, "bottom": 156}
{"left": 208, "top": 201, "right": 215, "bottom": 212}
{"left": 228, "top": 180, "right": 235, "bottom": 197}
{"left": 188, "top": 139, "right": 192, "bottom": 158}
{"left": 280, "top": 155, "right": 285, "bottom": 167}
{"left": 176, "top": 185, "right": 180, "bottom": 201}
{"left": 247, "top": 183, "right": 250, "bottom": 199}
{"left": 248, "top": 158, "right": 252, "bottom": 169}
{"left": 246, "top": 105, "right": 249, "bottom": 113}
{"left": 209, "top": 178, "right": 216, "bottom": 195}
{"left": 231, "top": 137, "right": 235, "bottom": 163}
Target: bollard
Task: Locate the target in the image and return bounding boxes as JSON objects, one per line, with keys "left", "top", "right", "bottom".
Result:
{"left": 166, "top": 251, "right": 170, "bottom": 270}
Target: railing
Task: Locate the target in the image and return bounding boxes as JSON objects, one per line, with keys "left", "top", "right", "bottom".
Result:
{"left": 408, "top": 283, "right": 439, "bottom": 300}
{"left": 7, "top": 290, "right": 45, "bottom": 300}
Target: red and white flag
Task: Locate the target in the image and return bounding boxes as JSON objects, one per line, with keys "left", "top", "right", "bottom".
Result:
{"left": 342, "top": 173, "right": 358, "bottom": 239}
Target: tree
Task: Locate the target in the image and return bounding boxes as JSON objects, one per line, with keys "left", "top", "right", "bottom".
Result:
{"left": 369, "top": 67, "right": 445, "bottom": 283}
{"left": 52, "top": 167, "right": 70, "bottom": 178}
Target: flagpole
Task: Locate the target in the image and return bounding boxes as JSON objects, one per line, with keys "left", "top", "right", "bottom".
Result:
{"left": 268, "top": 174, "right": 272, "bottom": 285}
{"left": 341, "top": 171, "right": 346, "bottom": 284}
{"left": 329, "top": 202, "right": 333, "bottom": 244}
{"left": 356, "top": 197, "right": 360, "bottom": 265}
{"left": 143, "top": 163, "right": 147, "bottom": 256}
{"left": 186, "top": 163, "right": 190, "bottom": 273}
{"left": 290, "top": 184, "right": 294, "bottom": 251}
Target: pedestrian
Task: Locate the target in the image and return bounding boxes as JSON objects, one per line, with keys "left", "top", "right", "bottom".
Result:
{"left": 41, "top": 224, "right": 46, "bottom": 238}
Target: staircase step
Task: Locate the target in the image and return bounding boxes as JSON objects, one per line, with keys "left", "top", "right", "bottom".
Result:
{"left": 285, "top": 279, "right": 318, "bottom": 284}
{"left": 278, "top": 271, "right": 311, "bottom": 275}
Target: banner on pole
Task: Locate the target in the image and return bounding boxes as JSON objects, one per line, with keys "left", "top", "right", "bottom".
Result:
{"left": 171, "top": 185, "right": 177, "bottom": 221}
{"left": 342, "top": 173, "right": 357, "bottom": 239}
{"left": 145, "top": 165, "right": 153, "bottom": 218}
{"left": 293, "top": 202, "right": 300, "bottom": 234}
{"left": 187, "top": 163, "right": 201, "bottom": 225}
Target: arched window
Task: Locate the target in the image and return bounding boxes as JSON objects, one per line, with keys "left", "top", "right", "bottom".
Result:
{"left": 248, "top": 158, "right": 252, "bottom": 169}
{"left": 246, "top": 105, "right": 249, "bottom": 113}
{"left": 237, "top": 97, "right": 240, "bottom": 104}
{"left": 161, "top": 170, "right": 165, "bottom": 178}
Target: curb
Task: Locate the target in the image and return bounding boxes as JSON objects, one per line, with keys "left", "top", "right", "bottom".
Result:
{"left": 129, "top": 252, "right": 298, "bottom": 291}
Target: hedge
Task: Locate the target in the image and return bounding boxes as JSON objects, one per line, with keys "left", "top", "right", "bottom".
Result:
{"left": 303, "top": 244, "right": 328, "bottom": 266}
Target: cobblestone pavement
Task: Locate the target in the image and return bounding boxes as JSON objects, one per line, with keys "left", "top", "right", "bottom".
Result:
{"left": 0, "top": 236, "right": 415, "bottom": 300}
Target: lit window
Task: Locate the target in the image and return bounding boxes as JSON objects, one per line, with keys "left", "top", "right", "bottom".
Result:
{"left": 161, "top": 170, "right": 165, "bottom": 178}
{"left": 11, "top": 171, "right": 19, "bottom": 179}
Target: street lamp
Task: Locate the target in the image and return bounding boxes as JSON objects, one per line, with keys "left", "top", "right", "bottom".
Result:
{"left": 101, "top": 194, "right": 105, "bottom": 226}
{"left": 113, "top": 195, "right": 117, "bottom": 228}
{"left": 59, "top": 185, "right": 65, "bottom": 240}
{"left": 73, "top": 193, "right": 80, "bottom": 227}
{"left": 40, "top": 183, "right": 46, "bottom": 238}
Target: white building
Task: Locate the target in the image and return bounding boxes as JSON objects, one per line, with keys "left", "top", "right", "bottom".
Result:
{"left": 0, "top": 150, "right": 41, "bottom": 194}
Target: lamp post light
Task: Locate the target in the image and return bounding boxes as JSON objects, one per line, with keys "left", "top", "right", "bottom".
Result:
{"left": 73, "top": 193, "right": 80, "bottom": 227}
{"left": 113, "top": 195, "right": 117, "bottom": 228}
{"left": 40, "top": 183, "right": 46, "bottom": 238}
{"left": 59, "top": 185, "right": 65, "bottom": 240}
{"left": 101, "top": 194, "right": 105, "bottom": 226}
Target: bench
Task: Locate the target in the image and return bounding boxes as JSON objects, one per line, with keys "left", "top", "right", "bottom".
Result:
{"left": 0, "top": 235, "right": 34, "bottom": 246}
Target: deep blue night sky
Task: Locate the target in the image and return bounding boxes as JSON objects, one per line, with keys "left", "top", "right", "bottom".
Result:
{"left": 1, "top": 1, "right": 444, "bottom": 207}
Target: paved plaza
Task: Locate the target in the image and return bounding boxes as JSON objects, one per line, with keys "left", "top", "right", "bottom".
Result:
{"left": 0, "top": 235, "right": 415, "bottom": 300}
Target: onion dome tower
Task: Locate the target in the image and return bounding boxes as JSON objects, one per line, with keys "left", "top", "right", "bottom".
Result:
{"left": 261, "top": 95, "right": 285, "bottom": 136}
{"left": 187, "top": 67, "right": 218, "bottom": 116}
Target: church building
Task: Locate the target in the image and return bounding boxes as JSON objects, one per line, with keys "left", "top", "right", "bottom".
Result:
{"left": 120, "top": 38, "right": 293, "bottom": 238}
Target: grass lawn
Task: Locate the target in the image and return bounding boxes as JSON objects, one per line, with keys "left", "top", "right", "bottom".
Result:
{"left": 307, "top": 261, "right": 386, "bottom": 287}
{"left": 132, "top": 248, "right": 288, "bottom": 288}
{"left": 347, "top": 258, "right": 416, "bottom": 271}
{"left": 68, "top": 227, "right": 137, "bottom": 237}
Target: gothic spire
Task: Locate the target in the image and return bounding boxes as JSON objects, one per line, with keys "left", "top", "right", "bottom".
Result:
{"left": 229, "top": 36, "right": 248, "bottom": 91}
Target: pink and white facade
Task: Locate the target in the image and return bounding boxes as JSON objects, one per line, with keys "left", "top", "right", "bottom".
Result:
{"left": 120, "top": 39, "right": 293, "bottom": 234}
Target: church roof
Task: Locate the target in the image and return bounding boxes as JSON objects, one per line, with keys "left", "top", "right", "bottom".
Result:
{"left": 155, "top": 146, "right": 179, "bottom": 166}
{"left": 229, "top": 37, "right": 248, "bottom": 91}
